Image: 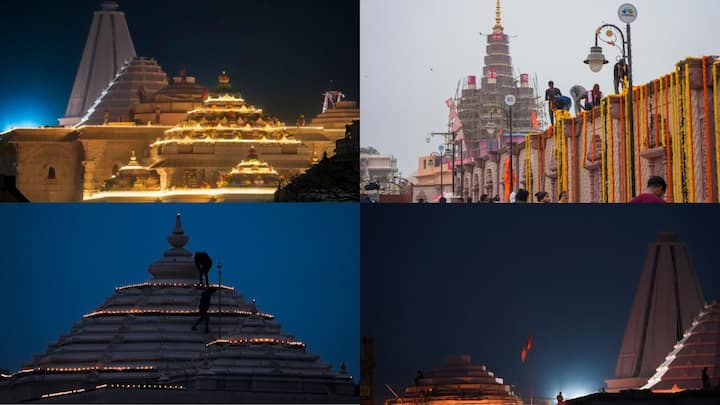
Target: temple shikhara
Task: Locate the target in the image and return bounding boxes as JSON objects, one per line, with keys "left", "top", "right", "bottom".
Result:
{"left": 0, "top": 214, "right": 356, "bottom": 403}
{"left": 606, "top": 233, "right": 718, "bottom": 393}
{"left": 0, "top": 1, "right": 359, "bottom": 202}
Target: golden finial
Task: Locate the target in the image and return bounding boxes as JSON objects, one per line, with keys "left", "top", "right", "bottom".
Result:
{"left": 493, "top": 0, "right": 504, "bottom": 33}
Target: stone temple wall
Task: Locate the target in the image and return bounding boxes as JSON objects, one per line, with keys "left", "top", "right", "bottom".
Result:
{"left": 458, "top": 56, "right": 720, "bottom": 203}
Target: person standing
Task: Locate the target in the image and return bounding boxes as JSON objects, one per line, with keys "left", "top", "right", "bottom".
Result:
{"left": 585, "top": 83, "right": 603, "bottom": 109}
{"left": 545, "top": 81, "right": 562, "bottom": 125}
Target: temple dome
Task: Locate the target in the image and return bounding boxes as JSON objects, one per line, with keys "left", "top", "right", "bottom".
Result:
{"left": 0, "top": 214, "right": 355, "bottom": 403}
{"left": 157, "top": 72, "right": 296, "bottom": 146}
{"left": 101, "top": 151, "right": 161, "bottom": 192}
{"left": 387, "top": 355, "right": 523, "bottom": 405}
{"left": 218, "top": 146, "right": 281, "bottom": 189}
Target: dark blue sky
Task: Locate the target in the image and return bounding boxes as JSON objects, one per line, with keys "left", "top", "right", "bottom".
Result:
{"left": 361, "top": 205, "right": 720, "bottom": 403}
{"left": 0, "top": 204, "right": 359, "bottom": 379}
{"left": 0, "top": 0, "right": 359, "bottom": 130}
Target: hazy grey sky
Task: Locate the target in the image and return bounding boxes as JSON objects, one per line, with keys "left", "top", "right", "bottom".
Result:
{"left": 361, "top": 0, "right": 720, "bottom": 176}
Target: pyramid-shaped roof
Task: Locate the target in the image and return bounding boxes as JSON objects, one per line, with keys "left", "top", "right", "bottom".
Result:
{"left": 642, "top": 301, "right": 720, "bottom": 391}
{"left": 78, "top": 56, "right": 168, "bottom": 125}
{"left": 388, "top": 355, "right": 522, "bottom": 405}
{"left": 0, "top": 214, "right": 354, "bottom": 403}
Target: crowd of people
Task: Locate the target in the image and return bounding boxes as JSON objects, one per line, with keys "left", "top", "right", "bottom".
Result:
{"left": 419, "top": 174, "right": 668, "bottom": 204}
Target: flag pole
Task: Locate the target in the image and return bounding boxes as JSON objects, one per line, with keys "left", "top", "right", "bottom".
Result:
{"left": 217, "top": 258, "right": 222, "bottom": 340}
{"left": 530, "top": 351, "right": 533, "bottom": 405}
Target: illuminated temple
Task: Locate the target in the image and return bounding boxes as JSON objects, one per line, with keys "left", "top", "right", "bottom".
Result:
{"left": 605, "top": 233, "right": 719, "bottom": 393}
{"left": 0, "top": 1, "right": 358, "bottom": 202}
{"left": 385, "top": 355, "right": 523, "bottom": 405}
{"left": 0, "top": 214, "right": 355, "bottom": 403}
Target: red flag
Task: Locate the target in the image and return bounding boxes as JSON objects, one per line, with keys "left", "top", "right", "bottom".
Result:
{"left": 521, "top": 333, "right": 532, "bottom": 363}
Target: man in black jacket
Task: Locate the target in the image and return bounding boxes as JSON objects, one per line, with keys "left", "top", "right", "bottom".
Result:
{"left": 194, "top": 251, "right": 213, "bottom": 287}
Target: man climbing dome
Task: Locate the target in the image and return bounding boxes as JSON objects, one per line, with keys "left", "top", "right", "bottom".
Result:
{"left": 191, "top": 287, "right": 218, "bottom": 333}
{"left": 194, "top": 251, "right": 213, "bottom": 287}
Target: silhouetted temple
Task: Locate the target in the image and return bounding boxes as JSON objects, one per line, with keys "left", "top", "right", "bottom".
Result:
{"left": 385, "top": 355, "right": 523, "bottom": 405}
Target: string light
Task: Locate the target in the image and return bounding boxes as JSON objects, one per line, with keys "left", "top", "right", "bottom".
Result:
{"left": 83, "top": 308, "right": 274, "bottom": 319}
{"left": 150, "top": 136, "right": 301, "bottom": 147}
{"left": 41, "top": 388, "right": 86, "bottom": 398}
{"left": 3, "top": 365, "right": 155, "bottom": 378}
{"left": 206, "top": 337, "right": 306, "bottom": 348}
{"left": 187, "top": 106, "right": 263, "bottom": 115}
{"left": 39, "top": 383, "right": 185, "bottom": 399}
{"left": 84, "top": 187, "right": 279, "bottom": 201}
{"left": 115, "top": 282, "right": 235, "bottom": 291}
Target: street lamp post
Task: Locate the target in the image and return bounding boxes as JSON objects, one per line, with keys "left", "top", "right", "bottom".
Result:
{"left": 438, "top": 144, "right": 445, "bottom": 201}
{"left": 584, "top": 3, "right": 637, "bottom": 196}
{"left": 504, "top": 94, "right": 517, "bottom": 199}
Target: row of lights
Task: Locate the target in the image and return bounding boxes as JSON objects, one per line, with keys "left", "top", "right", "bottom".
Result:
{"left": 41, "top": 388, "right": 86, "bottom": 399}
{"left": 2, "top": 365, "right": 155, "bottom": 378}
{"left": 39, "top": 383, "right": 185, "bottom": 399}
{"left": 205, "top": 95, "right": 246, "bottom": 103}
{"left": 186, "top": 106, "right": 263, "bottom": 115}
{"left": 151, "top": 137, "right": 301, "bottom": 147}
{"left": 105, "top": 383, "right": 184, "bottom": 390}
{"left": 83, "top": 308, "right": 274, "bottom": 319}
{"left": 164, "top": 123, "right": 288, "bottom": 134}
{"left": 84, "top": 187, "right": 279, "bottom": 200}
{"left": 205, "top": 337, "right": 306, "bottom": 348}
{"left": 115, "top": 282, "right": 235, "bottom": 291}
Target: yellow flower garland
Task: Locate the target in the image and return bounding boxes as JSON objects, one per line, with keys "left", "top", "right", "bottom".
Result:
{"left": 714, "top": 61, "right": 720, "bottom": 200}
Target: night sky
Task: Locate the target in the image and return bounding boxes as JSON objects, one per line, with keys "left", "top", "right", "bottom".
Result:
{"left": 0, "top": 204, "right": 359, "bottom": 379}
{"left": 0, "top": 0, "right": 359, "bottom": 130}
{"left": 361, "top": 205, "right": 720, "bottom": 403}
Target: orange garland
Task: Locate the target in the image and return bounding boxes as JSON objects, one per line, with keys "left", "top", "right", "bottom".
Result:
{"left": 619, "top": 94, "right": 626, "bottom": 201}
{"left": 608, "top": 98, "right": 614, "bottom": 202}
{"left": 572, "top": 117, "right": 577, "bottom": 202}
{"left": 654, "top": 81, "right": 660, "bottom": 147}
{"left": 643, "top": 84, "right": 652, "bottom": 149}
{"left": 636, "top": 86, "right": 642, "bottom": 192}
{"left": 582, "top": 112, "right": 588, "bottom": 169}
{"left": 665, "top": 75, "right": 673, "bottom": 202}
{"left": 702, "top": 56, "right": 713, "bottom": 202}
{"left": 591, "top": 108, "right": 596, "bottom": 161}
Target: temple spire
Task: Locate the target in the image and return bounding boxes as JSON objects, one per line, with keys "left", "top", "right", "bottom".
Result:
{"left": 167, "top": 213, "right": 189, "bottom": 248}
{"left": 493, "top": 0, "right": 504, "bottom": 33}
{"left": 59, "top": 1, "right": 136, "bottom": 126}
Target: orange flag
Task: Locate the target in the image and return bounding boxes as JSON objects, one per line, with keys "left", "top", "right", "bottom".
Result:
{"left": 520, "top": 333, "right": 532, "bottom": 363}
{"left": 531, "top": 111, "right": 539, "bottom": 129}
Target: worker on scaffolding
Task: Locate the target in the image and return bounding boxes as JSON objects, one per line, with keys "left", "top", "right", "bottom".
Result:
{"left": 545, "top": 81, "right": 562, "bottom": 125}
